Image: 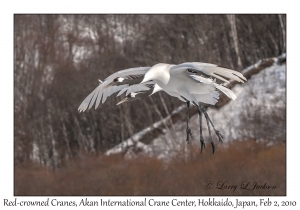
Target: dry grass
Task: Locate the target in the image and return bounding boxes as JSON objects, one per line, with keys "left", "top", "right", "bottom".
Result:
{"left": 14, "top": 140, "right": 286, "bottom": 196}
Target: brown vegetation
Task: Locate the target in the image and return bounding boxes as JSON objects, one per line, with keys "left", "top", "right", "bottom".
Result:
{"left": 15, "top": 140, "right": 286, "bottom": 196}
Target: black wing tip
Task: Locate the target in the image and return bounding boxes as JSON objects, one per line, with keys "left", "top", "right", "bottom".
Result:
{"left": 232, "top": 72, "right": 247, "bottom": 82}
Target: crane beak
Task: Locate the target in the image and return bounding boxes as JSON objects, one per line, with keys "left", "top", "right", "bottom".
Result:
{"left": 116, "top": 97, "right": 129, "bottom": 105}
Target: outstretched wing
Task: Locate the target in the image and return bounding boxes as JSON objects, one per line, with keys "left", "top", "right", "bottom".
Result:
{"left": 78, "top": 67, "right": 151, "bottom": 112}
{"left": 171, "top": 62, "right": 247, "bottom": 84}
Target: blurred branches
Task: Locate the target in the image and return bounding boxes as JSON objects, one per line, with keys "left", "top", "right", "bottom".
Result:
{"left": 14, "top": 14, "right": 286, "bottom": 168}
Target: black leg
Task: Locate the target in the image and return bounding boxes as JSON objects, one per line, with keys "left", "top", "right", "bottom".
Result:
{"left": 193, "top": 102, "right": 205, "bottom": 153}
{"left": 204, "top": 112, "right": 215, "bottom": 153}
{"left": 201, "top": 107, "right": 223, "bottom": 143}
{"left": 186, "top": 101, "right": 193, "bottom": 144}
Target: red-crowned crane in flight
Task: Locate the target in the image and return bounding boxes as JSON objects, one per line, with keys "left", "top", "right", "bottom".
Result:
{"left": 78, "top": 62, "right": 246, "bottom": 153}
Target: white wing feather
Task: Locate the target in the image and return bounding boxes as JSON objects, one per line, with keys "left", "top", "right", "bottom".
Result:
{"left": 172, "top": 62, "right": 247, "bottom": 83}
{"left": 78, "top": 67, "right": 151, "bottom": 112}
